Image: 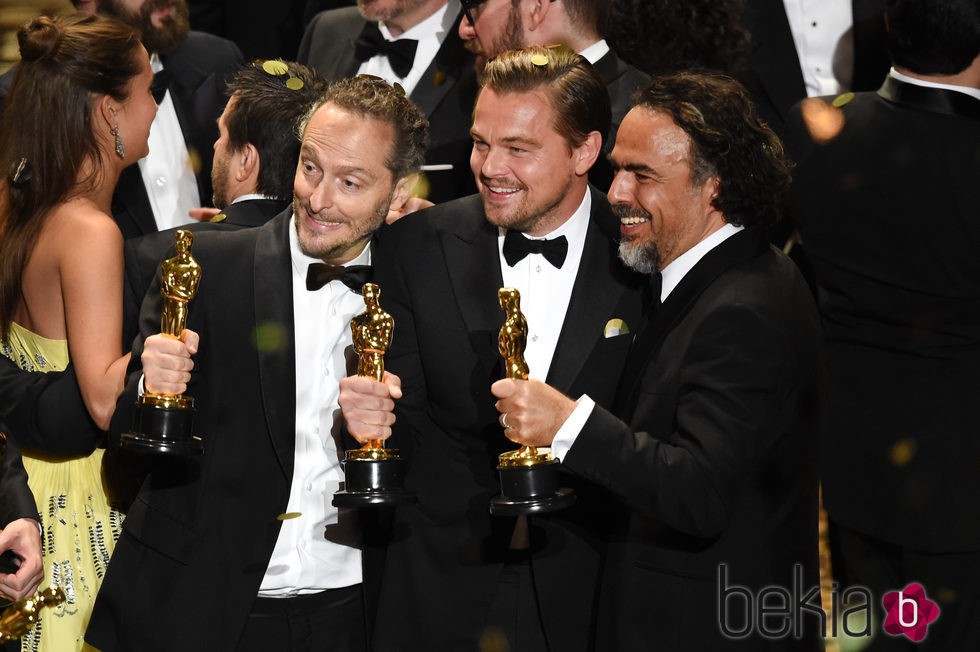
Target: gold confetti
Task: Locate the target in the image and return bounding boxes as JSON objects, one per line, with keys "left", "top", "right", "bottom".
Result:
{"left": 262, "top": 60, "right": 289, "bottom": 76}
{"left": 831, "top": 92, "right": 855, "bottom": 108}
{"left": 253, "top": 322, "right": 287, "bottom": 353}
{"left": 286, "top": 77, "right": 305, "bottom": 91}
{"left": 530, "top": 54, "right": 549, "bottom": 67}
{"left": 433, "top": 71, "right": 446, "bottom": 87}
{"left": 889, "top": 438, "right": 917, "bottom": 468}
{"left": 277, "top": 512, "right": 302, "bottom": 521}
{"left": 209, "top": 213, "right": 226, "bottom": 223}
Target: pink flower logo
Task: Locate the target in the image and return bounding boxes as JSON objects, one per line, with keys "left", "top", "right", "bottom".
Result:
{"left": 882, "top": 583, "right": 940, "bottom": 642}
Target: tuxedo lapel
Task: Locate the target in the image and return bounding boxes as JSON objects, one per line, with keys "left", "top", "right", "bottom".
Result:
{"left": 220, "top": 199, "right": 290, "bottom": 228}
{"left": 252, "top": 210, "right": 297, "bottom": 478}
{"left": 410, "top": 12, "right": 469, "bottom": 116}
{"left": 546, "top": 198, "right": 626, "bottom": 392}
{"left": 439, "top": 199, "right": 505, "bottom": 368}
{"left": 618, "top": 229, "right": 770, "bottom": 417}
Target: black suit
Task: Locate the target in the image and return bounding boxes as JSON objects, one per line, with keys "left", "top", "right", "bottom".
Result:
{"left": 89, "top": 210, "right": 367, "bottom": 650}
{"left": 367, "top": 192, "right": 644, "bottom": 650}
{"left": 298, "top": 7, "right": 479, "bottom": 204}
{"left": 740, "top": 0, "right": 889, "bottom": 137}
{"left": 112, "top": 32, "right": 244, "bottom": 239}
{"left": 588, "top": 50, "right": 650, "bottom": 189}
{"left": 122, "top": 198, "right": 288, "bottom": 347}
{"left": 786, "top": 79, "right": 980, "bottom": 650}
{"left": 0, "top": 435, "right": 37, "bottom": 529}
{"left": 562, "top": 229, "right": 822, "bottom": 650}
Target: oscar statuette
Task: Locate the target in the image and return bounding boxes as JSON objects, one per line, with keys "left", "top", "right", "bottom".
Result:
{"left": 333, "top": 283, "right": 416, "bottom": 507}
{"left": 490, "top": 288, "right": 575, "bottom": 515}
{"left": 0, "top": 587, "right": 67, "bottom": 643}
{"left": 121, "top": 229, "right": 203, "bottom": 455}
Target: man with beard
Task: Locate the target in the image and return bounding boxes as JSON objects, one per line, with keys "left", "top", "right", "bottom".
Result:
{"left": 84, "top": 75, "right": 428, "bottom": 652}
{"left": 458, "top": 0, "right": 649, "bottom": 187}
{"left": 84, "top": 0, "right": 244, "bottom": 238}
{"left": 298, "top": 0, "right": 479, "bottom": 203}
{"left": 337, "top": 47, "right": 644, "bottom": 651}
{"left": 488, "top": 73, "right": 824, "bottom": 650}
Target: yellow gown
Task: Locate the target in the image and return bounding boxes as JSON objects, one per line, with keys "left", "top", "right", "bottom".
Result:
{"left": 1, "top": 322, "right": 122, "bottom": 652}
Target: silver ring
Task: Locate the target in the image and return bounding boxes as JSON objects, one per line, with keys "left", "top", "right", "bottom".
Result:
{"left": 499, "top": 413, "right": 511, "bottom": 429}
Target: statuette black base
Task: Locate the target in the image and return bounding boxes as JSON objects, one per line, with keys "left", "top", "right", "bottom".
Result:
{"left": 490, "top": 461, "right": 575, "bottom": 515}
{"left": 120, "top": 402, "right": 202, "bottom": 455}
{"left": 332, "top": 456, "right": 417, "bottom": 507}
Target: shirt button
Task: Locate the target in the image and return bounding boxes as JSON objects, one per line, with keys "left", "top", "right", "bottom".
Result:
{"left": 531, "top": 335, "right": 539, "bottom": 342}
{"left": 535, "top": 265, "right": 542, "bottom": 273}
{"left": 331, "top": 308, "right": 337, "bottom": 316}
{"left": 155, "top": 176, "right": 167, "bottom": 187}
{"left": 305, "top": 481, "right": 313, "bottom": 492}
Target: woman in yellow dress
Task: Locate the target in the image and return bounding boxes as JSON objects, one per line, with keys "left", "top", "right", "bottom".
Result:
{"left": 0, "top": 14, "right": 157, "bottom": 651}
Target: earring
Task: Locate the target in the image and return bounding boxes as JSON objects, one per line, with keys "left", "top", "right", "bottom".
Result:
{"left": 111, "top": 123, "right": 125, "bottom": 159}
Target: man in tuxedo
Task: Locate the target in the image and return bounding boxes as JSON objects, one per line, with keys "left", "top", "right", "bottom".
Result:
{"left": 490, "top": 73, "right": 823, "bottom": 650}
{"left": 0, "top": 432, "right": 43, "bottom": 603}
{"left": 298, "top": 0, "right": 479, "bottom": 203}
{"left": 122, "top": 60, "right": 328, "bottom": 345}
{"left": 83, "top": 0, "right": 244, "bottom": 238}
{"left": 740, "top": 0, "right": 890, "bottom": 138}
{"left": 85, "top": 76, "right": 427, "bottom": 651}
{"left": 338, "top": 47, "right": 644, "bottom": 651}
{"left": 458, "top": 0, "right": 649, "bottom": 188}
{"left": 786, "top": 0, "right": 980, "bottom": 648}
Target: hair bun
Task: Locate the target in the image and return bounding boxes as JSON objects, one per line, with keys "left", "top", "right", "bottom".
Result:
{"left": 18, "top": 15, "right": 63, "bottom": 63}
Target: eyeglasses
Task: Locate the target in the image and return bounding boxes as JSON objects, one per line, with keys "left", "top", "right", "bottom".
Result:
{"left": 460, "top": 0, "right": 487, "bottom": 26}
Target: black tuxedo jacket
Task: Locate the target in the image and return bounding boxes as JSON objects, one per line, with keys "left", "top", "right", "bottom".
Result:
{"left": 740, "top": 0, "right": 889, "bottom": 137}
{"left": 564, "top": 229, "right": 822, "bottom": 650}
{"left": 112, "top": 31, "right": 244, "bottom": 239}
{"left": 122, "top": 198, "right": 288, "bottom": 347}
{"left": 0, "top": 434, "right": 36, "bottom": 528}
{"left": 588, "top": 50, "right": 650, "bottom": 190}
{"left": 298, "top": 6, "right": 479, "bottom": 204}
{"left": 88, "top": 210, "right": 352, "bottom": 650}
{"left": 786, "top": 79, "right": 980, "bottom": 553}
{"left": 368, "top": 192, "right": 645, "bottom": 650}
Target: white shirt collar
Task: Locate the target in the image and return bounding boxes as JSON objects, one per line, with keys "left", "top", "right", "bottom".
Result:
{"left": 890, "top": 67, "right": 980, "bottom": 101}
{"left": 660, "top": 223, "right": 743, "bottom": 302}
{"left": 230, "top": 193, "right": 277, "bottom": 205}
{"left": 578, "top": 39, "right": 610, "bottom": 65}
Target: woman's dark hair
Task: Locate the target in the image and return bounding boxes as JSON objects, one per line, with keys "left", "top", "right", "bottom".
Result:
{"left": 0, "top": 13, "right": 142, "bottom": 337}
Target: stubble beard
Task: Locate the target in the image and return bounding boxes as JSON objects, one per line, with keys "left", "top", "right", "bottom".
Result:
{"left": 293, "top": 194, "right": 390, "bottom": 262}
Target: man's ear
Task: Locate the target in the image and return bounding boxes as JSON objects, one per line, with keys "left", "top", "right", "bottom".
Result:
{"left": 238, "top": 143, "right": 259, "bottom": 181}
{"left": 525, "top": 0, "right": 553, "bottom": 32}
{"left": 390, "top": 173, "right": 418, "bottom": 211}
{"left": 573, "top": 131, "right": 603, "bottom": 176}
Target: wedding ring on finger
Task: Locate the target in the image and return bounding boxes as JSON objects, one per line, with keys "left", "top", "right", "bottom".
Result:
{"left": 499, "top": 413, "right": 512, "bottom": 430}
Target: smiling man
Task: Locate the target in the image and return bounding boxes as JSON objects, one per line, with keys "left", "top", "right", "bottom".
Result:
{"left": 490, "top": 73, "right": 825, "bottom": 650}
{"left": 85, "top": 75, "right": 428, "bottom": 652}
{"left": 337, "top": 46, "right": 644, "bottom": 651}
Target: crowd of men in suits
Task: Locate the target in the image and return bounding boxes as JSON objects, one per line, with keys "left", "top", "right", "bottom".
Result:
{"left": 1, "top": 0, "right": 978, "bottom": 650}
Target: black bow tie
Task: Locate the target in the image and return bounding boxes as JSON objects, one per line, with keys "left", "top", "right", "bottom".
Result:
{"left": 305, "top": 263, "right": 373, "bottom": 293}
{"left": 151, "top": 68, "right": 171, "bottom": 104}
{"left": 502, "top": 230, "right": 568, "bottom": 269}
{"left": 353, "top": 22, "right": 418, "bottom": 78}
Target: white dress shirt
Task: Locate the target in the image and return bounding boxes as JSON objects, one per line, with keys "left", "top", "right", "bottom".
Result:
{"left": 357, "top": 0, "right": 459, "bottom": 97}
{"left": 551, "top": 223, "right": 744, "bottom": 460}
{"left": 139, "top": 54, "right": 201, "bottom": 232}
{"left": 258, "top": 214, "right": 367, "bottom": 596}
{"left": 498, "top": 189, "right": 591, "bottom": 381}
{"left": 782, "top": 0, "right": 853, "bottom": 97}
